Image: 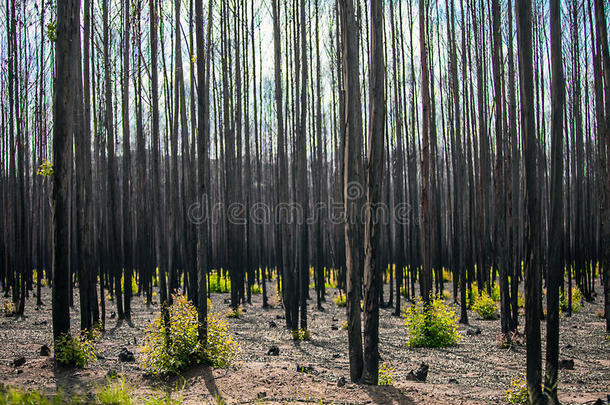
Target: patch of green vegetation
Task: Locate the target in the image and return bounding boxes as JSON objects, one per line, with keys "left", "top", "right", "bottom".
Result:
{"left": 404, "top": 297, "right": 461, "bottom": 348}
{"left": 560, "top": 287, "right": 583, "bottom": 313}
{"left": 333, "top": 293, "right": 346, "bottom": 307}
{"left": 505, "top": 375, "right": 527, "bottom": 404}
{"left": 142, "top": 294, "right": 238, "bottom": 375}
{"left": 472, "top": 292, "right": 498, "bottom": 320}
{"left": 2, "top": 302, "right": 15, "bottom": 317}
{"left": 209, "top": 273, "right": 231, "bottom": 293}
{"left": 291, "top": 329, "right": 311, "bottom": 341}
{"left": 226, "top": 307, "right": 242, "bottom": 318}
{"left": 250, "top": 284, "right": 262, "bottom": 295}
{"left": 378, "top": 362, "right": 394, "bottom": 386}
{"left": 0, "top": 386, "right": 83, "bottom": 405}
{"left": 96, "top": 376, "right": 132, "bottom": 405}
{"left": 54, "top": 333, "right": 96, "bottom": 368}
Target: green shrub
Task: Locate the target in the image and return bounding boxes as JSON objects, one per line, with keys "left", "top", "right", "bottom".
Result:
{"left": 121, "top": 275, "right": 138, "bottom": 295}
{"left": 378, "top": 362, "right": 394, "bottom": 386}
{"left": 560, "top": 287, "right": 583, "bottom": 313}
{"left": 505, "top": 375, "right": 527, "bottom": 404}
{"left": 142, "top": 295, "right": 201, "bottom": 375}
{"left": 209, "top": 274, "right": 231, "bottom": 293}
{"left": 2, "top": 302, "right": 15, "bottom": 317}
{"left": 333, "top": 293, "right": 346, "bottom": 307}
{"left": 490, "top": 283, "right": 501, "bottom": 302}
{"left": 96, "top": 376, "right": 132, "bottom": 405}
{"left": 340, "top": 320, "right": 348, "bottom": 330}
{"left": 250, "top": 284, "right": 262, "bottom": 295}
{"left": 466, "top": 287, "right": 479, "bottom": 308}
{"left": 142, "top": 294, "right": 238, "bottom": 375}
{"left": 54, "top": 333, "right": 96, "bottom": 368}
{"left": 204, "top": 313, "right": 239, "bottom": 368}
{"left": 442, "top": 269, "right": 452, "bottom": 282}
{"left": 472, "top": 293, "right": 498, "bottom": 320}
{"left": 291, "top": 329, "right": 311, "bottom": 341}
{"left": 403, "top": 298, "right": 461, "bottom": 348}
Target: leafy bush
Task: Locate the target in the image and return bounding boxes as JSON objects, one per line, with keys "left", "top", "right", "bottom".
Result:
{"left": 560, "top": 287, "right": 583, "bottom": 313}
{"left": 54, "top": 333, "right": 96, "bottom": 367}
{"left": 472, "top": 293, "right": 498, "bottom": 320}
{"left": 142, "top": 295, "right": 201, "bottom": 375}
{"left": 466, "top": 287, "right": 479, "bottom": 308}
{"left": 250, "top": 284, "right": 262, "bottom": 295}
{"left": 490, "top": 283, "right": 501, "bottom": 302}
{"left": 333, "top": 293, "right": 346, "bottom": 307}
{"left": 142, "top": 294, "right": 238, "bottom": 375}
{"left": 291, "top": 329, "right": 311, "bottom": 341}
{"left": 442, "top": 269, "right": 452, "bottom": 282}
{"left": 209, "top": 274, "right": 231, "bottom": 293}
{"left": 404, "top": 298, "right": 461, "bottom": 348}
{"left": 340, "top": 320, "right": 348, "bottom": 330}
{"left": 505, "top": 375, "right": 527, "bottom": 404}
{"left": 121, "top": 275, "right": 138, "bottom": 295}
{"left": 204, "top": 314, "right": 239, "bottom": 368}
{"left": 517, "top": 292, "right": 525, "bottom": 308}
{"left": 2, "top": 302, "right": 15, "bottom": 317}
{"left": 378, "top": 362, "right": 394, "bottom": 386}
{"left": 96, "top": 376, "right": 132, "bottom": 405}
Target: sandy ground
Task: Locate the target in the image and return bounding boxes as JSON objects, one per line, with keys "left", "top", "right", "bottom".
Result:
{"left": 0, "top": 280, "right": 608, "bottom": 404}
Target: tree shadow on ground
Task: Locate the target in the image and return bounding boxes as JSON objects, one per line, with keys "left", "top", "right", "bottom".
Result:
{"left": 363, "top": 384, "right": 416, "bottom": 405}
{"left": 159, "top": 364, "right": 221, "bottom": 401}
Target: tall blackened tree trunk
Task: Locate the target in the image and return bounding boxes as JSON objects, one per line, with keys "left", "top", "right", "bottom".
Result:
{"left": 490, "top": 0, "right": 511, "bottom": 334}
{"left": 544, "top": 0, "right": 565, "bottom": 400}
{"left": 121, "top": 0, "right": 133, "bottom": 320}
{"left": 76, "top": 0, "right": 96, "bottom": 332}
{"left": 53, "top": 0, "right": 80, "bottom": 340}
{"left": 419, "top": 0, "right": 433, "bottom": 304}
{"left": 103, "top": 0, "right": 124, "bottom": 320}
{"left": 361, "top": 0, "right": 385, "bottom": 385}
{"left": 195, "top": 0, "right": 213, "bottom": 344}
{"left": 339, "top": 0, "right": 364, "bottom": 383}
{"left": 515, "top": 0, "right": 543, "bottom": 400}
{"left": 296, "top": 0, "right": 309, "bottom": 331}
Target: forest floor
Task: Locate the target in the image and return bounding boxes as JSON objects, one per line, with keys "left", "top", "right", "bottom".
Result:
{"left": 0, "top": 281, "right": 608, "bottom": 404}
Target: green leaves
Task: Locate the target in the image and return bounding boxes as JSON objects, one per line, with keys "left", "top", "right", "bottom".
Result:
{"left": 404, "top": 297, "right": 462, "bottom": 348}
{"left": 46, "top": 22, "right": 57, "bottom": 43}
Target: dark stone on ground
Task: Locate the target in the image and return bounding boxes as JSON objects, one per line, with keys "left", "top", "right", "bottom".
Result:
{"left": 331, "top": 325, "right": 338, "bottom": 330}
{"left": 405, "top": 363, "right": 429, "bottom": 382}
{"left": 467, "top": 327, "right": 481, "bottom": 336}
{"left": 12, "top": 356, "right": 25, "bottom": 368}
{"left": 110, "top": 312, "right": 116, "bottom": 319}
{"left": 269, "top": 320, "right": 277, "bottom": 328}
{"left": 332, "top": 353, "right": 340, "bottom": 359}
{"left": 337, "top": 376, "right": 346, "bottom": 387}
{"left": 39, "top": 345, "right": 50, "bottom": 357}
{"left": 565, "top": 343, "right": 573, "bottom": 349}
{"left": 267, "top": 346, "right": 280, "bottom": 356}
{"left": 118, "top": 348, "right": 135, "bottom": 362}
{"left": 448, "top": 378, "right": 458, "bottom": 384}
{"left": 559, "top": 359, "right": 574, "bottom": 370}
